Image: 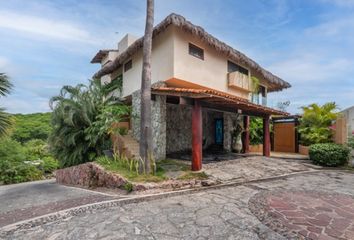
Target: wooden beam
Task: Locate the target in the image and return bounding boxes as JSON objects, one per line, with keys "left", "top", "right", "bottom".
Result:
{"left": 192, "top": 100, "right": 202, "bottom": 171}
{"left": 179, "top": 97, "right": 193, "bottom": 105}
{"left": 263, "top": 115, "right": 271, "bottom": 157}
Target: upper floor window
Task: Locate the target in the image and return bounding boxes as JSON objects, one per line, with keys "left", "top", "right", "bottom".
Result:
{"left": 124, "top": 60, "right": 132, "bottom": 72}
{"left": 227, "top": 61, "right": 249, "bottom": 75}
{"left": 189, "top": 43, "right": 204, "bottom": 60}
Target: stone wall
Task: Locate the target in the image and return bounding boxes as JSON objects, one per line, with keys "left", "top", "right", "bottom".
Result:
{"left": 166, "top": 104, "right": 227, "bottom": 153}
{"left": 166, "top": 104, "right": 192, "bottom": 153}
{"left": 131, "top": 90, "right": 166, "bottom": 160}
{"left": 55, "top": 163, "right": 128, "bottom": 188}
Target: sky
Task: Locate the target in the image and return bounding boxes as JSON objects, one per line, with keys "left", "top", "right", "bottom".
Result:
{"left": 0, "top": 0, "right": 353, "bottom": 114}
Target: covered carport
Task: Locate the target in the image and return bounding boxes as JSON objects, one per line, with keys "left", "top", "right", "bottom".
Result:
{"left": 152, "top": 87, "right": 288, "bottom": 171}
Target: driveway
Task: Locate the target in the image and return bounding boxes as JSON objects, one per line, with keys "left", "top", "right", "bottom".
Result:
{"left": 0, "top": 179, "right": 119, "bottom": 227}
{"left": 2, "top": 171, "right": 354, "bottom": 240}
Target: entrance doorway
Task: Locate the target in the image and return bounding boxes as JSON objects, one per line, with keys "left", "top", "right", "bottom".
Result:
{"left": 215, "top": 118, "right": 223, "bottom": 145}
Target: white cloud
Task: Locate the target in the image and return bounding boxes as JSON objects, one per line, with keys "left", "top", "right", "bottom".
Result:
{"left": 0, "top": 10, "right": 98, "bottom": 44}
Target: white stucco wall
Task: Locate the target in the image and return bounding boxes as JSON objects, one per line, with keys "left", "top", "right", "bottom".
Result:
{"left": 117, "top": 27, "right": 174, "bottom": 97}
{"left": 100, "top": 25, "right": 270, "bottom": 100}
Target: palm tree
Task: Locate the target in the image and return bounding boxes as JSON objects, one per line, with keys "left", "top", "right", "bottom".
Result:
{"left": 0, "top": 73, "right": 13, "bottom": 138}
{"left": 298, "top": 102, "right": 338, "bottom": 146}
{"left": 49, "top": 80, "right": 109, "bottom": 167}
{"left": 139, "top": 0, "right": 154, "bottom": 174}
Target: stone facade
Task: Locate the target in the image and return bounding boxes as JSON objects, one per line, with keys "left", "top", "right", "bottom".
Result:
{"left": 132, "top": 91, "right": 241, "bottom": 157}
{"left": 131, "top": 90, "right": 166, "bottom": 160}
{"left": 166, "top": 104, "right": 239, "bottom": 154}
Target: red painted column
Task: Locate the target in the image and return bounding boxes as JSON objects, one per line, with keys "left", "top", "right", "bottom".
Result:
{"left": 243, "top": 116, "right": 250, "bottom": 153}
{"left": 192, "top": 100, "right": 202, "bottom": 171}
{"left": 263, "top": 115, "right": 271, "bottom": 157}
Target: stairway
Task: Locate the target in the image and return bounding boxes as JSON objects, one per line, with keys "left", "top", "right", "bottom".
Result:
{"left": 112, "top": 133, "right": 140, "bottom": 160}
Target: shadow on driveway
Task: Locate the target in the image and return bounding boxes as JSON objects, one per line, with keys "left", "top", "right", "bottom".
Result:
{"left": 0, "top": 179, "right": 120, "bottom": 227}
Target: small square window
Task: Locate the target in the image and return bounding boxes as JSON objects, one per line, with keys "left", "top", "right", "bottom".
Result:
{"left": 189, "top": 43, "right": 204, "bottom": 60}
{"left": 124, "top": 60, "right": 132, "bottom": 72}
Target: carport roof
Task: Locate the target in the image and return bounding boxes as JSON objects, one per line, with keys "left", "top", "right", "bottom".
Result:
{"left": 152, "top": 87, "right": 289, "bottom": 117}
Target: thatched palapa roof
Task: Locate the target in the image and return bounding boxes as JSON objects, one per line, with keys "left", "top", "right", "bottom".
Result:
{"left": 93, "top": 13, "right": 291, "bottom": 92}
{"left": 91, "top": 49, "right": 118, "bottom": 63}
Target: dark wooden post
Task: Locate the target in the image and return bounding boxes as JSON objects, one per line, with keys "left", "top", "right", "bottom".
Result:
{"left": 192, "top": 100, "right": 202, "bottom": 171}
{"left": 263, "top": 115, "right": 271, "bottom": 157}
{"left": 243, "top": 115, "right": 250, "bottom": 153}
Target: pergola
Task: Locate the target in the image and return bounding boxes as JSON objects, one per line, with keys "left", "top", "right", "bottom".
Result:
{"left": 152, "top": 87, "right": 289, "bottom": 171}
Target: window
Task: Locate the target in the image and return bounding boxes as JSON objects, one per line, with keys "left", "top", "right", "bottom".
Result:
{"left": 227, "top": 61, "right": 249, "bottom": 75}
{"left": 124, "top": 60, "right": 132, "bottom": 72}
{"left": 189, "top": 43, "right": 204, "bottom": 60}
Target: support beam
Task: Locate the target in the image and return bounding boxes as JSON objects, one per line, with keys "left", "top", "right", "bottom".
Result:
{"left": 192, "top": 100, "right": 202, "bottom": 171}
{"left": 243, "top": 116, "right": 250, "bottom": 153}
{"left": 263, "top": 115, "right": 271, "bottom": 157}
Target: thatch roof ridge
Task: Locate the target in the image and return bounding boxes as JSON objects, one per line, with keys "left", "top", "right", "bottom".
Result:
{"left": 93, "top": 13, "right": 291, "bottom": 91}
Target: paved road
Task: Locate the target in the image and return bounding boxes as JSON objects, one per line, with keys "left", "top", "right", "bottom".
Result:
{"left": 3, "top": 171, "right": 354, "bottom": 240}
{"left": 0, "top": 179, "right": 117, "bottom": 227}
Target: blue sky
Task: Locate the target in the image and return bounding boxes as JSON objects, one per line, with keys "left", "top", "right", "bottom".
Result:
{"left": 0, "top": 0, "right": 353, "bottom": 114}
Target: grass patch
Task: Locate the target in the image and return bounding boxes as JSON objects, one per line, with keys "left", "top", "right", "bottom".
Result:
{"left": 95, "top": 156, "right": 166, "bottom": 183}
{"left": 157, "top": 159, "right": 190, "bottom": 172}
{"left": 96, "top": 156, "right": 207, "bottom": 183}
{"left": 177, "top": 171, "right": 209, "bottom": 180}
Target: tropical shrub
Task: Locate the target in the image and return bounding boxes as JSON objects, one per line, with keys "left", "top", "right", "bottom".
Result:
{"left": 309, "top": 143, "right": 350, "bottom": 167}
{"left": 41, "top": 156, "right": 59, "bottom": 173}
{"left": 298, "top": 103, "right": 338, "bottom": 146}
{"left": 0, "top": 137, "right": 59, "bottom": 184}
{"left": 49, "top": 79, "right": 128, "bottom": 168}
{"left": 249, "top": 117, "right": 263, "bottom": 145}
{"left": 0, "top": 161, "right": 43, "bottom": 184}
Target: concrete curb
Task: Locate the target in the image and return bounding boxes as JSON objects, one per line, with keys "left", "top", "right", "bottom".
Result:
{"left": 0, "top": 169, "right": 351, "bottom": 235}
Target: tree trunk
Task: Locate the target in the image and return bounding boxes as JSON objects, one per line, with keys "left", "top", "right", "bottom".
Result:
{"left": 139, "top": 0, "right": 154, "bottom": 174}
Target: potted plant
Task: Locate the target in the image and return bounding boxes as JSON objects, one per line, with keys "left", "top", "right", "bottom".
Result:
{"left": 231, "top": 118, "right": 243, "bottom": 153}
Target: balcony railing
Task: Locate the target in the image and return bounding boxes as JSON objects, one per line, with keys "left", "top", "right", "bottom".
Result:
{"left": 227, "top": 71, "right": 251, "bottom": 92}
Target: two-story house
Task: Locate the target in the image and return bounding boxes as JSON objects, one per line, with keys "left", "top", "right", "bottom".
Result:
{"left": 91, "top": 13, "right": 291, "bottom": 170}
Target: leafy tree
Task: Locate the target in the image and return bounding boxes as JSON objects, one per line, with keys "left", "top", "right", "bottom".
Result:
{"left": 0, "top": 73, "right": 13, "bottom": 138}
{"left": 11, "top": 113, "right": 52, "bottom": 143}
{"left": 298, "top": 102, "right": 338, "bottom": 146}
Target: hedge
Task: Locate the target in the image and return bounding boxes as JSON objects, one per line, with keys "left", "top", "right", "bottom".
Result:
{"left": 309, "top": 143, "right": 350, "bottom": 167}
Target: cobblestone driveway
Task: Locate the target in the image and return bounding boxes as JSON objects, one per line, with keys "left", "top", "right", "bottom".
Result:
{"left": 3, "top": 171, "right": 354, "bottom": 240}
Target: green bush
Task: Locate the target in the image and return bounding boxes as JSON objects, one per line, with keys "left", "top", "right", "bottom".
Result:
{"left": 309, "top": 143, "right": 350, "bottom": 167}
{"left": 23, "top": 139, "right": 48, "bottom": 160}
{"left": 0, "top": 137, "right": 58, "bottom": 184}
{"left": 41, "top": 156, "right": 59, "bottom": 173}
{"left": 0, "top": 161, "right": 43, "bottom": 184}
{"left": 0, "top": 138, "right": 26, "bottom": 162}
